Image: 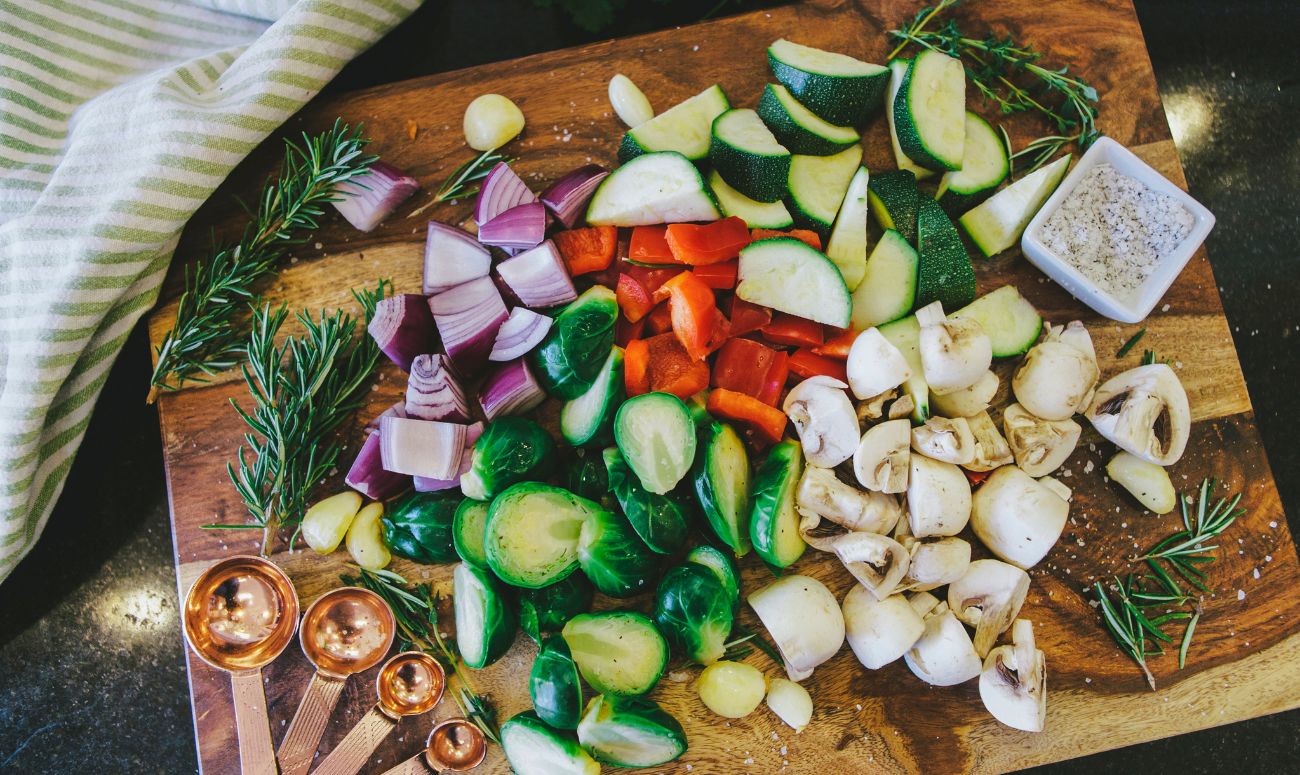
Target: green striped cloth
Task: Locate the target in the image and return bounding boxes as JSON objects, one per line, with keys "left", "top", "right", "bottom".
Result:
{"left": 0, "top": 0, "right": 420, "bottom": 581}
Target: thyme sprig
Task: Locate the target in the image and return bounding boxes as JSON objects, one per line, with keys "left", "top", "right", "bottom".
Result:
{"left": 208, "top": 281, "right": 388, "bottom": 553}
{"left": 148, "top": 121, "right": 375, "bottom": 400}
{"left": 343, "top": 567, "right": 502, "bottom": 745}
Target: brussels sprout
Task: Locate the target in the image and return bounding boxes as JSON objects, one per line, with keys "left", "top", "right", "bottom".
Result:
{"left": 452, "top": 499, "right": 490, "bottom": 568}
{"left": 654, "top": 563, "right": 734, "bottom": 666}
{"left": 381, "top": 491, "right": 462, "bottom": 564}
{"left": 501, "top": 711, "right": 600, "bottom": 775}
{"left": 461, "top": 417, "right": 557, "bottom": 501}
{"left": 614, "top": 392, "right": 697, "bottom": 494}
{"left": 529, "top": 286, "right": 619, "bottom": 400}
{"left": 749, "top": 439, "right": 806, "bottom": 568}
{"left": 453, "top": 562, "right": 517, "bottom": 669}
{"left": 603, "top": 447, "right": 688, "bottom": 554}
{"left": 563, "top": 611, "right": 668, "bottom": 696}
{"left": 686, "top": 544, "right": 741, "bottom": 612}
{"left": 563, "top": 448, "right": 609, "bottom": 504}
{"left": 486, "top": 483, "right": 601, "bottom": 589}
{"left": 530, "top": 635, "right": 584, "bottom": 729}
{"left": 693, "top": 421, "right": 753, "bottom": 556}
{"left": 518, "top": 573, "right": 596, "bottom": 643}
{"left": 577, "top": 694, "right": 688, "bottom": 767}
{"left": 577, "top": 506, "right": 660, "bottom": 598}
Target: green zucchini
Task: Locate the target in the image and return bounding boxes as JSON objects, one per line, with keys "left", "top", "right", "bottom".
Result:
{"left": 867, "top": 169, "right": 920, "bottom": 244}
{"left": 850, "top": 229, "right": 918, "bottom": 330}
{"left": 748, "top": 439, "right": 806, "bottom": 568}
{"left": 893, "top": 49, "right": 967, "bottom": 171}
{"left": 786, "top": 144, "right": 863, "bottom": 236}
{"left": 485, "top": 483, "right": 601, "bottom": 589}
{"left": 959, "top": 154, "right": 1071, "bottom": 257}
{"left": 709, "top": 170, "right": 794, "bottom": 229}
{"left": 531, "top": 635, "right": 585, "bottom": 730}
{"left": 586, "top": 151, "right": 721, "bottom": 226}
{"left": 884, "top": 58, "right": 934, "bottom": 181}
{"left": 736, "top": 237, "right": 852, "bottom": 328}
{"left": 709, "top": 108, "right": 791, "bottom": 203}
{"left": 618, "top": 83, "right": 730, "bottom": 162}
{"left": 825, "top": 165, "right": 870, "bottom": 290}
{"left": 613, "top": 392, "right": 697, "bottom": 495}
{"left": 563, "top": 611, "right": 668, "bottom": 696}
{"left": 452, "top": 498, "right": 490, "bottom": 569}
{"left": 560, "top": 346, "right": 624, "bottom": 446}
{"left": 936, "top": 112, "right": 1009, "bottom": 213}
{"left": 951, "top": 285, "right": 1043, "bottom": 358}
{"left": 691, "top": 421, "right": 752, "bottom": 557}
{"left": 757, "top": 83, "right": 860, "bottom": 156}
{"left": 877, "top": 315, "right": 930, "bottom": 423}
{"left": 915, "top": 196, "right": 976, "bottom": 311}
{"left": 453, "top": 561, "right": 517, "bottom": 669}
{"left": 767, "top": 38, "right": 889, "bottom": 127}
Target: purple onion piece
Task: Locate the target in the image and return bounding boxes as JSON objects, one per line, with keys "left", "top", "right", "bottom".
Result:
{"left": 428, "top": 275, "right": 509, "bottom": 378}
{"left": 345, "top": 432, "right": 410, "bottom": 500}
{"left": 405, "top": 353, "right": 471, "bottom": 423}
{"left": 496, "top": 240, "right": 578, "bottom": 309}
{"left": 424, "top": 221, "right": 493, "bottom": 295}
{"left": 413, "top": 422, "right": 484, "bottom": 492}
{"left": 478, "top": 201, "right": 547, "bottom": 251}
{"left": 367, "top": 294, "right": 436, "bottom": 371}
{"left": 364, "top": 402, "right": 407, "bottom": 435}
{"left": 540, "top": 164, "right": 609, "bottom": 228}
{"left": 332, "top": 162, "right": 420, "bottom": 232}
{"left": 489, "top": 307, "right": 553, "bottom": 362}
{"left": 474, "top": 162, "right": 537, "bottom": 225}
{"left": 378, "top": 416, "right": 466, "bottom": 479}
{"left": 480, "top": 359, "right": 547, "bottom": 421}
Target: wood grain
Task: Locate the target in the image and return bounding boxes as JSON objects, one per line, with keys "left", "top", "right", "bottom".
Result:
{"left": 149, "top": 1, "right": 1299, "bottom": 773}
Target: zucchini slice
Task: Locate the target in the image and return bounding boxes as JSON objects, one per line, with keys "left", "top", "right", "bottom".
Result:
{"left": 915, "top": 196, "right": 976, "bottom": 311}
{"left": 603, "top": 446, "right": 688, "bottom": 555}
{"left": 877, "top": 315, "right": 930, "bottom": 423}
{"left": 936, "top": 112, "right": 1009, "bottom": 214}
{"left": 560, "top": 346, "right": 624, "bottom": 446}
{"left": 692, "top": 421, "right": 752, "bottom": 557}
{"left": 501, "top": 712, "right": 600, "bottom": 775}
{"left": 485, "top": 483, "right": 600, "bottom": 588}
{"left": 613, "top": 392, "right": 697, "bottom": 495}
{"left": 709, "top": 108, "right": 791, "bottom": 203}
{"left": 577, "top": 694, "right": 687, "bottom": 768}
{"left": 710, "top": 171, "right": 794, "bottom": 230}
{"left": 959, "top": 154, "right": 1072, "bottom": 258}
{"left": 453, "top": 561, "right": 517, "bottom": 669}
{"left": 893, "top": 49, "right": 966, "bottom": 172}
{"left": 618, "top": 83, "right": 730, "bottom": 162}
{"left": 737, "top": 237, "right": 851, "bottom": 328}
{"left": 768, "top": 38, "right": 889, "bottom": 127}
{"left": 825, "top": 165, "right": 871, "bottom": 290}
{"left": 563, "top": 611, "right": 668, "bottom": 696}
{"left": 951, "top": 285, "right": 1043, "bottom": 358}
{"left": 786, "top": 144, "right": 863, "bottom": 237}
{"left": 586, "top": 151, "right": 721, "bottom": 226}
{"left": 868, "top": 169, "right": 920, "bottom": 244}
{"left": 885, "top": 58, "right": 935, "bottom": 181}
{"left": 757, "top": 83, "right": 860, "bottom": 156}
{"left": 748, "top": 439, "right": 806, "bottom": 568}
{"left": 531, "top": 635, "right": 584, "bottom": 730}
{"left": 686, "top": 544, "right": 742, "bottom": 611}
{"left": 851, "top": 229, "right": 918, "bottom": 330}
{"left": 452, "top": 498, "right": 491, "bottom": 569}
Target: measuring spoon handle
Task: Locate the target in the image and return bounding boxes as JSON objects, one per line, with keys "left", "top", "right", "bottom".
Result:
{"left": 377, "top": 753, "right": 430, "bottom": 775}
{"left": 312, "top": 706, "right": 396, "bottom": 775}
{"left": 230, "top": 668, "right": 277, "bottom": 775}
{"left": 277, "top": 671, "right": 347, "bottom": 775}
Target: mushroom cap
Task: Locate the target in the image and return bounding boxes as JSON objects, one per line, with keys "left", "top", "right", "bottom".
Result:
{"left": 904, "top": 605, "right": 982, "bottom": 686}
{"left": 966, "top": 410, "right": 1014, "bottom": 472}
{"left": 902, "top": 536, "right": 972, "bottom": 592}
{"left": 842, "top": 586, "right": 925, "bottom": 670}
{"left": 931, "top": 370, "right": 1000, "bottom": 419}
{"left": 784, "top": 376, "right": 860, "bottom": 468}
{"left": 847, "top": 328, "right": 912, "bottom": 400}
{"left": 911, "top": 416, "right": 976, "bottom": 465}
{"left": 1085, "top": 363, "right": 1190, "bottom": 466}
{"left": 917, "top": 303, "right": 993, "bottom": 396}
{"left": 830, "top": 532, "right": 910, "bottom": 600}
{"left": 748, "top": 575, "right": 845, "bottom": 682}
{"left": 979, "top": 620, "right": 1046, "bottom": 732}
{"left": 1012, "top": 331, "right": 1100, "bottom": 421}
{"left": 947, "top": 559, "right": 1031, "bottom": 656}
{"left": 970, "top": 466, "right": 1069, "bottom": 569}
{"left": 1003, "top": 403, "right": 1081, "bottom": 477}
{"left": 796, "top": 466, "right": 901, "bottom": 534}
{"left": 853, "top": 418, "right": 911, "bottom": 494}
{"left": 906, "top": 455, "right": 972, "bottom": 538}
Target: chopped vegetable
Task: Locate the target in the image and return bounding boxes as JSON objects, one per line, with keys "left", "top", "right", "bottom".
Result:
{"left": 608, "top": 73, "right": 655, "bottom": 128}
{"left": 529, "top": 286, "right": 620, "bottom": 400}
{"left": 587, "top": 151, "right": 721, "bottom": 225}
{"left": 560, "top": 347, "right": 624, "bottom": 447}
{"left": 542, "top": 165, "right": 610, "bottom": 228}
{"left": 378, "top": 416, "right": 465, "bottom": 480}
{"left": 655, "top": 563, "right": 734, "bottom": 665}
{"left": 616, "top": 273, "right": 655, "bottom": 323}
{"left": 479, "top": 358, "right": 547, "bottom": 420}
{"left": 301, "top": 491, "right": 362, "bottom": 554}
{"left": 692, "top": 423, "right": 753, "bottom": 556}
{"left": 554, "top": 226, "right": 618, "bottom": 276}
{"left": 748, "top": 574, "right": 844, "bottom": 681}
{"left": 748, "top": 441, "right": 806, "bottom": 568}
{"left": 345, "top": 501, "right": 390, "bottom": 570}
{"left": 501, "top": 712, "right": 600, "bottom": 775}
{"left": 452, "top": 498, "right": 491, "bottom": 568}
{"left": 712, "top": 338, "right": 786, "bottom": 405}
{"left": 658, "top": 271, "right": 719, "bottom": 361}
{"left": 577, "top": 695, "right": 687, "bottom": 767}
{"left": 381, "top": 491, "right": 462, "bottom": 563}
{"left": 644, "top": 302, "right": 673, "bottom": 335}
{"left": 406, "top": 354, "right": 470, "bottom": 422}
{"left": 624, "top": 338, "right": 650, "bottom": 396}
{"left": 563, "top": 611, "right": 668, "bottom": 696}
{"left": 332, "top": 161, "right": 419, "bottom": 232}
{"left": 461, "top": 416, "right": 556, "bottom": 500}
{"left": 367, "top": 294, "right": 436, "bottom": 371}
{"left": 474, "top": 161, "right": 536, "bottom": 225}
{"left": 344, "top": 433, "right": 409, "bottom": 501}
{"left": 423, "top": 222, "right": 493, "bottom": 295}
{"left": 707, "top": 388, "right": 787, "bottom": 444}
{"left": 577, "top": 503, "right": 660, "bottom": 598}
{"left": 692, "top": 260, "right": 738, "bottom": 290}
{"left": 629, "top": 224, "right": 682, "bottom": 265}
{"left": 813, "top": 327, "right": 858, "bottom": 359}
{"left": 412, "top": 421, "right": 483, "bottom": 493}
{"left": 490, "top": 307, "right": 553, "bottom": 362}
{"left": 614, "top": 392, "right": 697, "bottom": 495}
{"left": 765, "top": 678, "right": 813, "bottom": 731}
{"left": 463, "top": 93, "right": 525, "bottom": 151}
{"left": 518, "top": 573, "right": 596, "bottom": 643}
{"left": 762, "top": 313, "right": 824, "bottom": 347}
{"left": 686, "top": 545, "right": 742, "bottom": 609}
{"left": 454, "top": 561, "right": 518, "bottom": 668}
{"left": 641, "top": 333, "right": 710, "bottom": 399}
{"left": 485, "top": 482, "right": 600, "bottom": 588}
{"left": 749, "top": 228, "right": 821, "bottom": 249}
{"left": 429, "top": 275, "right": 509, "bottom": 376}
{"left": 497, "top": 241, "right": 579, "bottom": 308}
{"left": 479, "top": 201, "right": 548, "bottom": 251}
{"left": 665, "top": 217, "right": 751, "bottom": 265}
{"left": 696, "top": 661, "right": 765, "bottom": 718}
{"left": 604, "top": 446, "right": 689, "bottom": 554}
{"left": 724, "top": 296, "right": 773, "bottom": 336}
{"left": 788, "top": 348, "right": 848, "bottom": 382}
{"left": 531, "top": 635, "right": 585, "bottom": 729}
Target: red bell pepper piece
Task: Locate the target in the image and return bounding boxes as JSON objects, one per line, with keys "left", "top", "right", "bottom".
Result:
{"left": 616, "top": 273, "right": 655, "bottom": 323}
{"left": 665, "top": 216, "right": 751, "bottom": 265}
{"left": 749, "top": 228, "right": 822, "bottom": 250}
{"left": 622, "top": 261, "right": 683, "bottom": 298}
{"left": 644, "top": 333, "right": 710, "bottom": 399}
{"left": 628, "top": 225, "right": 683, "bottom": 265}
{"left": 812, "top": 327, "right": 859, "bottom": 360}
{"left": 692, "top": 260, "right": 738, "bottom": 290}
{"left": 762, "top": 313, "right": 824, "bottom": 348}
{"left": 723, "top": 296, "right": 772, "bottom": 337}
{"left": 712, "top": 339, "right": 788, "bottom": 406}
{"left": 624, "top": 339, "right": 650, "bottom": 396}
{"left": 758, "top": 350, "right": 789, "bottom": 406}
{"left": 645, "top": 301, "right": 673, "bottom": 334}
{"left": 963, "top": 468, "right": 992, "bottom": 487}
{"left": 615, "top": 315, "right": 646, "bottom": 348}
{"left": 707, "top": 388, "right": 788, "bottom": 444}
{"left": 658, "top": 272, "right": 718, "bottom": 361}
{"left": 553, "top": 226, "right": 617, "bottom": 276}
{"left": 788, "top": 348, "right": 848, "bottom": 382}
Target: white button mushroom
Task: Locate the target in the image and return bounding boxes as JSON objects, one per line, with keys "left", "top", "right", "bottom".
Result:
{"left": 911, "top": 416, "right": 976, "bottom": 465}
{"left": 853, "top": 418, "right": 911, "bottom": 494}
{"left": 979, "top": 619, "right": 1046, "bottom": 732}
{"left": 970, "top": 465, "right": 1069, "bottom": 569}
{"left": 1085, "top": 363, "right": 1191, "bottom": 467}
{"left": 899, "top": 536, "right": 971, "bottom": 592}
{"left": 795, "top": 466, "right": 902, "bottom": 534}
{"left": 1011, "top": 321, "right": 1099, "bottom": 421}
{"left": 607, "top": 74, "right": 654, "bottom": 128}
{"left": 784, "top": 376, "right": 860, "bottom": 468}
{"left": 947, "top": 559, "right": 1031, "bottom": 657}
{"left": 904, "top": 602, "right": 982, "bottom": 686}
{"left": 748, "top": 575, "right": 845, "bottom": 682}
{"left": 965, "top": 411, "right": 1014, "bottom": 472}
{"left": 906, "top": 455, "right": 972, "bottom": 538}
{"left": 846, "top": 327, "right": 912, "bottom": 400}
{"left": 1106, "top": 451, "right": 1177, "bottom": 513}
{"left": 915, "top": 301, "right": 992, "bottom": 396}
{"left": 822, "top": 532, "right": 911, "bottom": 600}
{"left": 907, "top": 590, "right": 941, "bottom": 618}
{"left": 842, "top": 586, "right": 925, "bottom": 670}
{"left": 1002, "top": 403, "right": 1081, "bottom": 477}
{"left": 931, "top": 369, "right": 1000, "bottom": 418}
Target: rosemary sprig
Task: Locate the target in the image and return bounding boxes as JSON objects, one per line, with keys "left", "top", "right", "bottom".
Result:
{"left": 434, "top": 148, "right": 509, "bottom": 204}
{"left": 210, "top": 281, "right": 388, "bottom": 553}
{"left": 1115, "top": 328, "right": 1147, "bottom": 358}
{"left": 343, "top": 566, "right": 502, "bottom": 744}
{"left": 148, "top": 120, "right": 375, "bottom": 400}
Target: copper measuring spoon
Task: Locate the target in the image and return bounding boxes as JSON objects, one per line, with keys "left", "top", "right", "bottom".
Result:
{"left": 182, "top": 556, "right": 299, "bottom": 775}
{"left": 312, "top": 651, "right": 447, "bottom": 775}
{"left": 276, "top": 586, "right": 396, "bottom": 775}
{"left": 379, "top": 719, "right": 487, "bottom": 774}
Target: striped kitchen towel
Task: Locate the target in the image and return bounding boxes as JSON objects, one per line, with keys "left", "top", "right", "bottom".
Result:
{"left": 0, "top": 0, "right": 421, "bottom": 582}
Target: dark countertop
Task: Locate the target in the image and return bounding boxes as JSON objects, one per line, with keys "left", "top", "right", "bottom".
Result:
{"left": 2, "top": 1, "right": 1297, "bottom": 772}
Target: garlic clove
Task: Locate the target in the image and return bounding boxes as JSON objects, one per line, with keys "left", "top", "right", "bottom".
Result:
{"left": 1106, "top": 451, "right": 1176, "bottom": 513}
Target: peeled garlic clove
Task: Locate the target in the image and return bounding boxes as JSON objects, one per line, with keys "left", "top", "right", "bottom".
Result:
{"left": 947, "top": 559, "right": 1030, "bottom": 657}
{"left": 766, "top": 678, "right": 814, "bottom": 731}
{"left": 748, "top": 575, "right": 845, "bottom": 682}
{"left": 1011, "top": 321, "right": 1099, "bottom": 421}
{"left": 846, "top": 327, "right": 912, "bottom": 400}
{"left": 916, "top": 301, "right": 992, "bottom": 396}
{"left": 904, "top": 603, "right": 982, "bottom": 686}
{"left": 970, "top": 465, "right": 1069, "bottom": 569}
{"left": 1086, "top": 363, "right": 1191, "bottom": 466}
{"left": 900, "top": 536, "right": 971, "bottom": 592}
{"left": 784, "top": 376, "right": 860, "bottom": 468}
{"left": 843, "top": 586, "right": 924, "bottom": 670}
{"left": 697, "top": 661, "right": 766, "bottom": 718}
{"left": 796, "top": 466, "right": 901, "bottom": 534}
{"left": 911, "top": 416, "right": 976, "bottom": 465}
{"left": 1002, "top": 403, "right": 1080, "bottom": 477}
{"left": 965, "top": 410, "right": 1014, "bottom": 472}
{"left": 979, "top": 619, "right": 1047, "bottom": 732}
{"left": 931, "top": 370, "right": 999, "bottom": 418}
{"left": 906, "top": 454, "right": 972, "bottom": 538}
{"left": 463, "top": 94, "right": 525, "bottom": 151}
{"left": 853, "top": 418, "right": 911, "bottom": 493}
{"left": 346, "top": 502, "right": 390, "bottom": 570}
{"left": 608, "top": 74, "right": 654, "bottom": 128}
{"left": 1106, "top": 451, "right": 1176, "bottom": 513}
{"left": 302, "top": 491, "right": 363, "bottom": 554}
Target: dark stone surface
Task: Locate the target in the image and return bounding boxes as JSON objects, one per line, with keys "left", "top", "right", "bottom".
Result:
{"left": 1, "top": 1, "right": 1297, "bottom": 772}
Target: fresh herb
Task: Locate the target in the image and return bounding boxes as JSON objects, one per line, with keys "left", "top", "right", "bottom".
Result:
{"left": 728, "top": 624, "right": 784, "bottom": 666}
{"left": 1140, "top": 349, "right": 1172, "bottom": 366}
{"left": 343, "top": 566, "right": 502, "bottom": 744}
{"left": 434, "top": 148, "right": 510, "bottom": 204}
{"left": 210, "top": 281, "right": 389, "bottom": 553}
{"left": 890, "top": 0, "right": 1100, "bottom": 174}
{"left": 1115, "top": 328, "right": 1147, "bottom": 358}
{"left": 148, "top": 121, "right": 375, "bottom": 401}
{"left": 1137, "top": 478, "right": 1245, "bottom": 594}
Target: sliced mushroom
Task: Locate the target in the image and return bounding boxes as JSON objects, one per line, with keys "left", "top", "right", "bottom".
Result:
{"left": 971, "top": 465, "right": 1069, "bottom": 569}
{"left": 1085, "top": 363, "right": 1191, "bottom": 466}
{"left": 856, "top": 388, "right": 896, "bottom": 424}
{"left": 1037, "top": 476, "right": 1072, "bottom": 502}
{"left": 906, "top": 454, "right": 972, "bottom": 538}
{"left": 1002, "top": 403, "right": 1081, "bottom": 477}
{"left": 947, "top": 559, "right": 1031, "bottom": 657}
{"left": 748, "top": 575, "right": 845, "bottom": 682}
{"left": 796, "top": 466, "right": 902, "bottom": 534}
{"left": 907, "top": 590, "right": 941, "bottom": 618}
{"left": 825, "top": 532, "right": 910, "bottom": 600}
{"left": 966, "top": 411, "right": 1014, "bottom": 472}
{"left": 904, "top": 602, "right": 982, "bottom": 686}
{"left": 1011, "top": 321, "right": 1100, "bottom": 421}
{"left": 846, "top": 327, "right": 912, "bottom": 400}
{"left": 842, "top": 586, "right": 925, "bottom": 670}
{"left": 916, "top": 301, "right": 992, "bottom": 395}
{"left": 853, "top": 418, "right": 910, "bottom": 493}
{"left": 784, "top": 376, "right": 860, "bottom": 468}
{"left": 931, "top": 370, "right": 1000, "bottom": 418}
{"left": 979, "top": 619, "right": 1046, "bottom": 732}
{"left": 887, "top": 393, "right": 916, "bottom": 421}
{"left": 911, "top": 416, "right": 976, "bottom": 465}
{"left": 899, "top": 536, "right": 971, "bottom": 592}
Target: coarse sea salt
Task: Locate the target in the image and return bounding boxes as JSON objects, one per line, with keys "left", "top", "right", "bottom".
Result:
{"left": 1040, "top": 163, "right": 1194, "bottom": 298}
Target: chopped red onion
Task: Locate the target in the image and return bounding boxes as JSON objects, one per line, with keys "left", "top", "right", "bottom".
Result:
{"left": 489, "top": 307, "right": 553, "bottom": 362}
{"left": 364, "top": 402, "right": 407, "bottom": 435}
{"left": 496, "top": 240, "right": 577, "bottom": 308}
{"left": 479, "top": 359, "right": 546, "bottom": 421}
{"left": 424, "top": 221, "right": 493, "bottom": 295}
{"left": 345, "top": 432, "right": 410, "bottom": 500}
{"left": 379, "top": 416, "right": 466, "bottom": 480}
{"left": 541, "top": 164, "right": 609, "bottom": 228}
{"left": 413, "top": 422, "right": 484, "bottom": 492}
{"left": 332, "top": 162, "right": 420, "bottom": 232}
{"left": 406, "top": 354, "right": 470, "bottom": 422}
{"left": 474, "top": 162, "right": 537, "bottom": 225}
{"left": 428, "top": 276, "right": 509, "bottom": 377}
{"left": 368, "top": 294, "right": 436, "bottom": 371}
{"left": 478, "top": 202, "right": 547, "bottom": 251}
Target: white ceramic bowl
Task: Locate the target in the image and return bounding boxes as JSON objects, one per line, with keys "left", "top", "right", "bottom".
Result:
{"left": 1019, "top": 136, "right": 1215, "bottom": 323}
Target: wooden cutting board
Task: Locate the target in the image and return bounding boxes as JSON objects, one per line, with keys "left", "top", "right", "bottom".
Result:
{"left": 150, "top": 1, "right": 1300, "bottom": 772}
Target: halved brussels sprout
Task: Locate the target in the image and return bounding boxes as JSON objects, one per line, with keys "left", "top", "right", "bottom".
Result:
{"left": 577, "top": 506, "right": 660, "bottom": 598}
{"left": 453, "top": 562, "right": 517, "bottom": 669}
{"left": 501, "top": 711, "right": 600, "bottom": 775}
{"left": 686, "top": 544, "right": 741, "bottom": 612}
{"left": 531, "top": 635, "right": 584, "bottom": 730}
{"left": 381, "top": 491, "right": 462, "bottom": 564}
{"left": 563, "top": 611, "right": 668, "bottom": 696}
{"left": 452, "top": 499, "right": 490, "bottom": 569}
{"left": 654, "top": 563, "right": 734, "bottom": 666}
{"left": 749, "top": 439, "right": 807, "bottom": 568}
{"left": 604, "top": 447, "right": 688, "bottom": 554}
{"left": 530, "top": 285, "right": 619, "bottom": 400}
{"left": 486, "top": 483, "right": 601, "bottom": 588}
{"left": 563, "top": 448, "right": 610, "bottom": 504}
{"left": 577, "top": 694, "right": 688, "bottom": 767}
{"left": 461, "top": 417, "right": 557, "bottom": 501}
{"left": 692, "top": 421, "right": 753, "bottom": 556}
{"left": 518, "top": 573, "right": 596, "bottom": 643}
{"left": 614, "top": 392, "right": 697, "bottom": 494}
